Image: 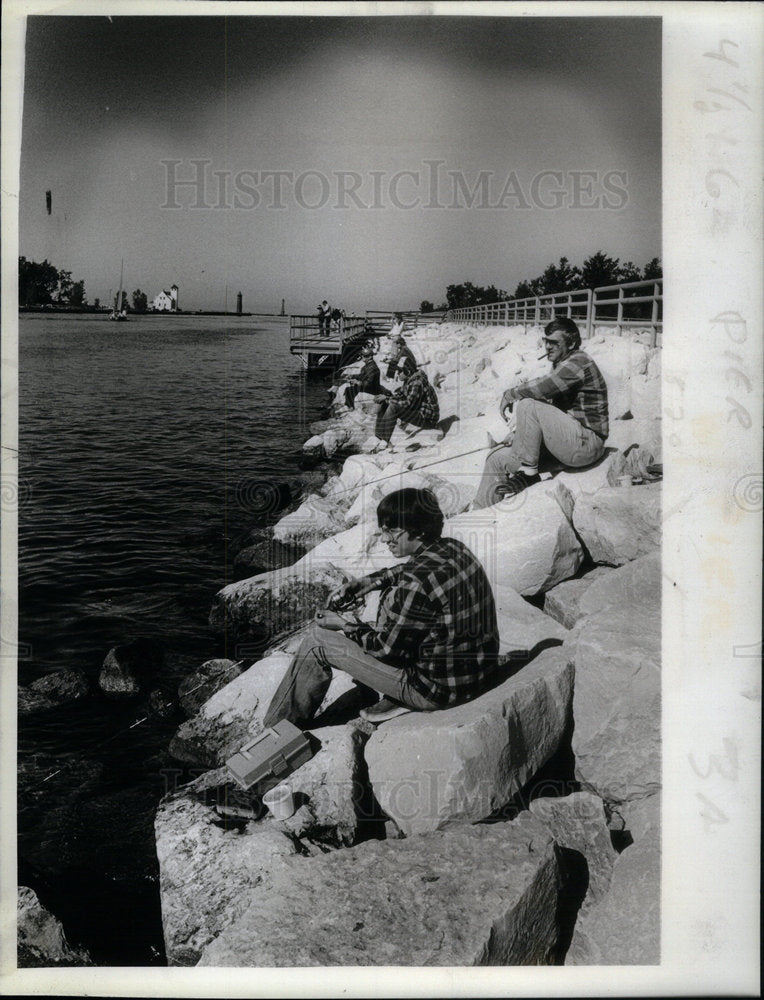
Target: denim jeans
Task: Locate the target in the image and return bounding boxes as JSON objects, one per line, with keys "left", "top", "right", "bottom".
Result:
{"left": 263, "top": 624, "right": 441, "bottom": 727}
{"left": 472, "top": 398, "right": 605, "bottom": 509}
{"left": 374, "top": 399, "right": 434, "bottom": 443}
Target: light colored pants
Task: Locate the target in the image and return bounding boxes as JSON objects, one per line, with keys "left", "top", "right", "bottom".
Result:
{"left": 263, "top": 624, "right": 440, "bottom": 727}
{"left": 473, "top": 398, "right": 605, "bottom": 509}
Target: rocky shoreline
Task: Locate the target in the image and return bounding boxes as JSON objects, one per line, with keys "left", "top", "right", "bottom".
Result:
{"left": 20, "top": 320, "right": 662, "bottom": 966}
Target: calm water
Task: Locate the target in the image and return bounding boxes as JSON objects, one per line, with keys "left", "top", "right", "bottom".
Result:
{"left": 17, "top": 313, "right": 332, "bottom": 965}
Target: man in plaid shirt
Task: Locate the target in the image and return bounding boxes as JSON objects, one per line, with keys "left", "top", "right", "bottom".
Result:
{"left": 264, "top": 488, "right": 499, "bottom": 725}
{"left": 473, "top": 317, "right": 609, "bottom": 507}
{"left": 373, "top": 364, "right": 440, "bottom": 447}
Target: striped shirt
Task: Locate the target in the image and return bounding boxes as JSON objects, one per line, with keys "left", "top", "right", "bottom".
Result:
{"left": 502, "top": 349, "right": 609, "bottom": 439}
{"left": 391, "top": 368, "right": 440, "bottom": 428}
{"left": 357, "top": 537, "right": 499, "bottom": 707}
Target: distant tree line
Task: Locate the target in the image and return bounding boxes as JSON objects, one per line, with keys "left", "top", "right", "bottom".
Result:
{"left": 18, "top": 257, "right": 158, "bottom": 314}
{"left": 420, "top": 252, "right": 662, "bottom": 312}
{"left": 19, "top": 256, "right": 86, "bottom": 308}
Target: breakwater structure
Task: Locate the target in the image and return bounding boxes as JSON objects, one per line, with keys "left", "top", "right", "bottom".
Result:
{"left": 18, "top": 288, "right": 664, "bottom": 967}
{"left": 151, "top": 300, "right": 662, "bottom": 966}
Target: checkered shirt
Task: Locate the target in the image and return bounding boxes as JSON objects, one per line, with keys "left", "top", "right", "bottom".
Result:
{"left": 391, "top": 368, "right": 440, "bottom": 428}
{"left": 502, "top": 349, "right": 609, "bottom": 439}
{"left": 359, "top": 537, "right": 499, "bottom": 706}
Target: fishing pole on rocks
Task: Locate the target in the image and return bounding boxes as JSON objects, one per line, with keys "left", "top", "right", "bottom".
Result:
{"left": 33, "top": 660, "right": 246, "bottom": 788}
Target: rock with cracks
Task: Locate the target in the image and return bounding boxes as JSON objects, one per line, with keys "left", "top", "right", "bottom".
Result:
{"left": 155, "top": 786, "right": 299, "bottom": 966}
{"left": 365, "top": 647, "right": 573, "bottom": 836}
{"left": 542, "top": 568, "right": 613, "bottom": 629}
{"left": 566, "top": 822, "right": 660, "bottom": 964}
{"left": 566, "top": 552, "right": 661, "bottom": 806}
{"left": 529, "top": 791, "right": 618, "bottom": 911}
{"left": 17, "top": 886, "right": 92, "bottom": 967}
{"left": 198, "top": 813, "right": 572, "bottom": 966}
{"left": 572, "top": 482, "right": 661, "bottom": 566}
{"left": 443, "top": 482, "right": 584, "bottom": 596}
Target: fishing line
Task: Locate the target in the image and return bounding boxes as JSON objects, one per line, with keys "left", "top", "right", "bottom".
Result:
{"left": 32, "top": 660, "right": 246, "bottom": 788}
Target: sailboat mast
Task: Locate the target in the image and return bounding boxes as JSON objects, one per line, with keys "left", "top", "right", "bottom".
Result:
{"left": 116, "top": 258, "right": 124, "bottom": 312}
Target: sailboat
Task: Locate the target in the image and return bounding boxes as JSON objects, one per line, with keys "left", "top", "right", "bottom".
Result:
{"left": 109, "top": 259, "right": 128, "bottom": 321}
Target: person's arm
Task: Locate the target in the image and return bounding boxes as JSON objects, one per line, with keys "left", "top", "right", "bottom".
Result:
{"left": 327, "top": 564, "right": 405, "bottom": 610}
{"left": 360, "top": 574, "right": 437, "bottom": 664}
{"left": 500, "top": 355, "right": 586, "bottom": 411}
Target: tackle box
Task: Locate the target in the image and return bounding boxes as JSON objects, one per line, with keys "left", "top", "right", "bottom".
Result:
{"left": 226, "top": 719, "right": 314, "bottom": 793}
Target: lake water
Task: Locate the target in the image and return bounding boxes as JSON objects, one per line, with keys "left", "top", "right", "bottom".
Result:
{"left": 17, "top": 313, "right": 333, "bottom": 965}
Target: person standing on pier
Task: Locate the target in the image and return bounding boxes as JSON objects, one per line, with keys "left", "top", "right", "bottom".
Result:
{"left": 317, "top": 299, "right": 331, "bottom": 336}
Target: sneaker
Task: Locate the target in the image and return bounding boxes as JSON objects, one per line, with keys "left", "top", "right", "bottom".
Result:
{"left": 496, "top": 470, "right": 540, "bottom": 497}
{"left": 359, "top": 697, "right": 411, "bottom": 723}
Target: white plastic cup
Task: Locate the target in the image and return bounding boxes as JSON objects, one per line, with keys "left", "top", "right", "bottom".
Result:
{"left": 618, "top": 474, "right": 633, "bottom": 488}
{"left": 262, "top": 784, "right": 296, "bottom": 820}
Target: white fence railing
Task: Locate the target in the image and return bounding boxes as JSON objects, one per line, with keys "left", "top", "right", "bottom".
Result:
{"left": 445, "top": 278, "right": 662, "bottom": 348}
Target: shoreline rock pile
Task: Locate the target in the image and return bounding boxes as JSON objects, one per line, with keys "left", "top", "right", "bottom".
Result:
{"left": 155, "top": 321, "right": 662, "bottom": 966}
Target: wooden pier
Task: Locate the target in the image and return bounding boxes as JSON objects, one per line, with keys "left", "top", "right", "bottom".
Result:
{"left": 288, "top": 310, "right": 422, "bottom": 370}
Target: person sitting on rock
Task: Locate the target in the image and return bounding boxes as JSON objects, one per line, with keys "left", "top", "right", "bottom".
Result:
{"left": 472, "top": 317, "right": 609, "bottom": 508}
{"left": 338, "top": 340, "right": 391, "bottom": 409}
{"left": 263, "top": 487, "right": 500, "bottom": 725}
{"left": 373, "top": 361, "right": 439, "bottom": 449}
{"left": 384, "top": 332, "right": 417, "bottom": 380}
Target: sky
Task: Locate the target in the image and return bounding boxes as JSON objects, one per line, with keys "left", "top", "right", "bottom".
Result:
{"left": 18, "top": 14, "right": 661, "bottom": 314}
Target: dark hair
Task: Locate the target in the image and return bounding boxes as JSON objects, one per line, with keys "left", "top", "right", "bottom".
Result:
{"left": 544, "top": 317, "right": 581, "bottom": 351}
{"left": 376, "top": 488, "right": 444, "bottom": 542}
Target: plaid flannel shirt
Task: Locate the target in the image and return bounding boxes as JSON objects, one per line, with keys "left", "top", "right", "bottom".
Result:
{"left": 502, "top": 349, "right": 609, "bottom": 439}
{"left": 357, "top": 537, "right": 499, "bottom": 706}
{"left": 391, "top": 368, "right": 440, "bottom": 427}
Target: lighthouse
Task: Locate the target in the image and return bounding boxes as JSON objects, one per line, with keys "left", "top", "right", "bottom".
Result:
{"left": 236, "top": 291, "right": 243, "bottom": 316}
{"left": 170, "top": 284, "right": 179, "bottom": 312}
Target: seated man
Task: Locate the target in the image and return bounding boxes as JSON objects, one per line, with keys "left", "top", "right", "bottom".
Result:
{"left": 373, "top": 361, "right": 439, "bottom": 447}
{"left": 384, "top": 331, "right": 417, "bottom": 380}
{"left": 472, "top": 318, "right": 609, "bottom": 508}
{"left": 264, "top": 488, "right": 499, "bottom": 725}
{"left": 340, "top": 340, "right": 390, "bottom": 409}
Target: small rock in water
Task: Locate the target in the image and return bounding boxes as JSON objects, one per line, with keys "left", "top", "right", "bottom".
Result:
{"left": 98, "top": 637, "right": 165, "bottom": 700}
{"left": 32, "top": 668, "right": 89, "bottom": 704}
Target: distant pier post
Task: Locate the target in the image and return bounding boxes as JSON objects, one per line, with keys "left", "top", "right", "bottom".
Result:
{"left": 280, "top": 298, "right": 285, "bottom": 316}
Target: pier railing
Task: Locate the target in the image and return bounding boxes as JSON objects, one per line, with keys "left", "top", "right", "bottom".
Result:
{"left": 445, "top": 278, "right": 662, "bottom": 347}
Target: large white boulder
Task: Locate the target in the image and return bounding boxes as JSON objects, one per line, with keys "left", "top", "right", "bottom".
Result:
{"left": 443, "top": 484, "right": 584, "bottom": 596}
{"left": 529, "top": 792, "right": 617, "bottom": 911}
{"left": 272, "top": 495, "right": 349, "bottom": 550}
{"left": 209, "top": 562, "right": 349, "bottom": 637}
{"left": 365, "top": 647, "right": 574, "bottom": 836}
{"left": 168, "top": 652, "right": 291, "bottom": 767}
{"left": 493, "top": 582, "right": 568, "bottom": 655}
{"left": 606, "top": 417, "right": 662, "bottom": 459}
{"left": 567, "top": 552, "right": 661, "bottom": 806}
{"left": 155, "top": 786, "right": 299, "bottom": 966}
{"left": 198, "top": 813, "right": 573, "bottom": 966}
{"left": 542, "top": 567, "right": 613, "bottom": 629}
{"left": 566, "top": 823, "right": 660, "bottom": 965}
{"left": 288, "top": 723, "right": 372, "bottom": 845}
{"left": 572, "top": 482, "right": 661, "bottom": 565}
